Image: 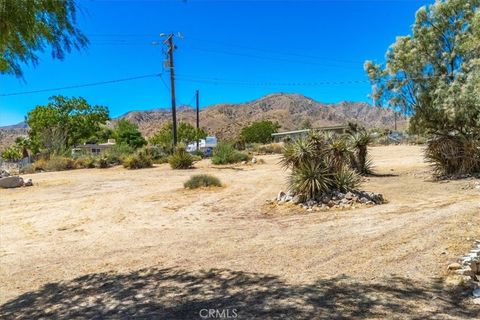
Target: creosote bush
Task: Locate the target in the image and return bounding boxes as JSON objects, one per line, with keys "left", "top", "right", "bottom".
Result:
{"left": 184, "top": 174, "right": 222, "bottom": 189}
{"left": 211, "top": 142, "right": 249, "bottom": 165}
{"left": 168, "top": 146, "right": 193, "bottom": 169}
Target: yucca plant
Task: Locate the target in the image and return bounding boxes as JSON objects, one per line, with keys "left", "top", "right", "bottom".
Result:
{"left": 333, "top": 165, "right": 361, "bottom": 193}
{"left": 288, "top": 160, "right": 333, "bottom": 200}
{"left": 349, "top": 130, "right": 373, "bottom": 174}
{"left": 168, "top": 146, "right": 193, "bottom": 169}
{"left": 280, "top": 138, "right": 315, "bottom": 169}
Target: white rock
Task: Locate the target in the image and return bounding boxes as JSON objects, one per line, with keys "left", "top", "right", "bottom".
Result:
{"left": 473, "top": 288, "right": 480, "bottom": 297}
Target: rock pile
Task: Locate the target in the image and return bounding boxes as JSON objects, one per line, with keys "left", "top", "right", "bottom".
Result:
{"left": 0, "top": 170, "right": 33, "bottom": 189}
{"left": 452, "top": 240, "right": 480, "bottom": 280}
{"left": 274, "top": 190, "right": 385, "bottom": 211}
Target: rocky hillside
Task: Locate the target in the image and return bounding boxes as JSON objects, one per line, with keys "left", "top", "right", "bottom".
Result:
{"left": 0, "top": 93, "right": 407, "bottom": 149}
{"left": 121, "top": 93, "right": 407, "bottom": 139}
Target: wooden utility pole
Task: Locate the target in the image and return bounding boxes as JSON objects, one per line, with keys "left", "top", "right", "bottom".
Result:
{"left": 164, "top": 34, "right": 177, "bottom": 146}
{"left": 196, "top": 90, "right": 200, "bottom": 150}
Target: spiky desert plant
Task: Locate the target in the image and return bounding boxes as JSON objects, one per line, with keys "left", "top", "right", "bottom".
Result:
{"left": 280, "top": 138, "right": 315, "bottom": 169}
{"left": 184, "top": 174, "right": 222, "bottom": 189}
{"left": 349, "top": 130, "right": 373, "bottom": 174}
{"left": 333, "top": 165, "right": 361, "bottom": 193}
{"left": 325, "top": 134, "right": 352, "bottom": 171}
{"left": 288, "top": 160, "right": 333, "bottom": 200}
{"left": 168, "top": 146, "right": 193, "bottom": 169}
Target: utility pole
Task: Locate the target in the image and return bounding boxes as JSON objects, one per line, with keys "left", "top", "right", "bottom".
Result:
{"left": 196, "top": 89, "right": 200, "bottom": 150}
{"left": 164, "top": 34, "right": 177, "bottom": 146}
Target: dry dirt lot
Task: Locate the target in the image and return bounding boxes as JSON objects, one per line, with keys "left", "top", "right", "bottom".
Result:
{"left": 0, "top": 145, "right": 479, "bottom": 319}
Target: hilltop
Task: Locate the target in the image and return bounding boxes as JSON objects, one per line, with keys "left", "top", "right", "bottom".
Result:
{"left": 120, "top": 93, "right": 407, "bottom": 139}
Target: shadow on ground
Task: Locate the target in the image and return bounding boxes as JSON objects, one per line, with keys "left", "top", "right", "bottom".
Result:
{"left": 0, "top": 267, "right": 477, "bottom": 319}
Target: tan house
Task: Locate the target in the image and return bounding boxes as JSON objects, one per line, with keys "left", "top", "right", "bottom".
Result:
{"left": 72, "top": 139, "right": 116, "bottom": 156}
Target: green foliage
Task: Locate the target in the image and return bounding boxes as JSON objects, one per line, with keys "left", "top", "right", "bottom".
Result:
{"left": 333, "top": 165, "right": 362, "bottom": 193}
{"left": 425, "top": 134, "right": 480, "bottom": 177}
{"left": 348, "top": 130, "right": 373, "bottom": 174}
{"left": 74, "top": 155, "right": 95, "bottom": 169}
{"left": 103, "top": 143, "right": 135, "bottom": 165}
{"left": 365, "top": 0, "right": 480, "bottom": 175}
{"left": 27, "top": 96, "right": 109, "bottom": 153}
{"left": 211, "top": 142, "right": 248, "bottom": 165}
{"left": 1, "top": 146, "right": 22, "bottom": 161}
{"left": 240, "top": 120, "right": 280, "bottom": 144}
{"left": 289, "top": 161, "right": 334, "bottom": 200}
{"left": 0, "top": 0, "right": 88, "bottom": 77}
{"left": 112, "top": 119, "right": 146, "bottom": 149}
{"left": 184, "top": 174, "right": 222, "bottom": 189}
{"left": 168, "top": 146, "right": 194, "bottom": 169}
{"left": 149, "top": 122, "right": 207, "bottom": 152}
{"left": 122, "top": 149, "right": 153, "bottom": 169}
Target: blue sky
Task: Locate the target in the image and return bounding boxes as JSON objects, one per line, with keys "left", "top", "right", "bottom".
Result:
{"left": 0, "top": 0, "right": 432, "bottom": 126}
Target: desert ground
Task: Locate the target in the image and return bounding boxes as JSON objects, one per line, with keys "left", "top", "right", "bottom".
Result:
{"left": 0, "top": 145, "right": 479, "bottom": 319}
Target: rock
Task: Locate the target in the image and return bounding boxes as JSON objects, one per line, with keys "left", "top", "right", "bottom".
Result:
{"left": 473, "top": 298, "right": 480, "bottom": 305}
{"left": 447, "top": 263, "right": 462, "bottom": 271}
{"left": 241, "top": 161, "right": 247, "bottom": 165}
{"left": 473, "top": 288, "right": 480, "bottom": 297}
{"left": 327, "top": 200, "right": 336, "bottom": 208}
{"left": 345, "top": 192, "right": 354, "bottom": 200}
{"left": 306, "top": 199, "right": 317, "bottom": 207}
{"left": 292, "top": 195, "right": 302, "bottom": 204}
{"left": 24, "top": 179, "right": 33, "bottom": 187}
{"left": 251, "top": 157, "right": 257, "bottom": 164}
{"left": 321, "top": 194, "right": 332, "bottom": 204}
{"left": 0, "top": 170, "right": 10, "bottom": 178}
{"left": 359, "top": 197, "right": 369, "bottom": 204}
{"left": 277, "top": 191, "right": 286, "bottom": 202}
{"left": 284, "top": 195, "right": 293, "bottom": 202}
{"left": 0, "top": 176, "right": 24, "bottom": 188}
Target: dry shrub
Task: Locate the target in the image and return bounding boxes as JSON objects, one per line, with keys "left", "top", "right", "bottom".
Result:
{"left": 184, "top": 174, "right": 222, "bottom": 189}
{"left": 425, "top": 134, "right": 480, "bottom": 177}
{"left": 42, "top": 156, "right": 74, "bottom": 172}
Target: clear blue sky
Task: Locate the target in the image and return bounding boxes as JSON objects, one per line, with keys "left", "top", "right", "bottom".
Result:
{"left": 0, "top": 0, "right": 432, "bottom": 126}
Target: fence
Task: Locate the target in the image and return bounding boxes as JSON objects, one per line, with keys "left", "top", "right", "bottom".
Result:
{"left": 0, "top": 157, "right": 32, "bottom": 174}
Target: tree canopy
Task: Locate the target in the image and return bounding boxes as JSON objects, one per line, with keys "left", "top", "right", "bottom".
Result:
{"left": 149, "top": 122, "right": 207, "bottom": 147}
{"left": 112, "top": 119, "right": 147, "bottom": 149}
{"left": 0, "top": 0, "right": 88, "bottom": 77}
{"left": 27, "top": 96, "right": 109, "bottom": 153}
{"left": 240, "top": 120, "right": 280, "bottom": 144}
{"left": 365, "top": 0, "right": 480, "bottom": 136}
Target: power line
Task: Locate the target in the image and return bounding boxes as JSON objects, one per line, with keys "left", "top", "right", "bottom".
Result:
{"left": 0, "top": 73, "right": 161, "bottom": 97}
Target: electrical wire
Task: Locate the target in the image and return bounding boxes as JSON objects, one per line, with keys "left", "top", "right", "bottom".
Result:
{"left": 0, "top": 73, "right": 162, "bottom": 97}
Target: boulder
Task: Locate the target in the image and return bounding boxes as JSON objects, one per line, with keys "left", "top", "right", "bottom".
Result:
{"left": 251, "top": 157, "right": 257, "bottom": 164}
{"left": 277, "top": 191, "right": 286, "bottom": 202}
{"left": 292, "top": 195, "right": 303, "bottom": 204}
{"left": 24, "top": 179, "right": 33, "bottom": 187}
{"left": 0, "top": 170, "right": 10, "bottom": 178}
{"left": 0, "top": 176, "right": 24, "bottom": 188}
{"left": 447, "top": 262, "right": 462, "bottom": 271}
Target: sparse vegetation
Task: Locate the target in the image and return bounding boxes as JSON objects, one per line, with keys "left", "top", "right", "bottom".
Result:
{"left": 123, "top": 149, "right": 153, "bottom": 169}
{"left": 168, "top": 146, "right": 193, "bottom": 169}
{"left": 42, "top": 156, "right": 75, "bottom": 171}
{"left": 184, "top": 174, "right": 222, "bottom": 189}
{"left": 211, "top": 142, "right": 249, "bottom": 165}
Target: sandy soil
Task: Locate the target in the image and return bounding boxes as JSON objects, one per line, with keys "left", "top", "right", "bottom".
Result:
{"left": 0, "top": 145, "right": 479, "bottom": 319}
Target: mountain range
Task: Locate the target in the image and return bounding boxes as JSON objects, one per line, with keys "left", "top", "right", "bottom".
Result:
{"left": 0, "top": 93, "right": 406, "bottom": 149}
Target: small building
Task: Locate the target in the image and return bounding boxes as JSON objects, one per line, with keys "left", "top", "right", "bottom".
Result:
{"left": 72, "top": 139, "right": 116, "bottom": 156}
{"left": 271, "top": 125, "right": 348, "bottom": 142}
{"left": 186, "top": 136, "right": 218, "bottom": 155}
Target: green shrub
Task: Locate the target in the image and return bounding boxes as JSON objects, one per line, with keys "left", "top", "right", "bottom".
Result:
{"left": 104, "top": 144, "right": 134, "bottom": 165}
{"left": 20, "top": 164, "right": 36, "bottom": 174}
{"left": 240, "top": 120, "right": 280, "bottom": 143}
{"left": 123, "top": 150, "right": 153, "bottom": 169}
{"left": 43, "top": 156, "right": 75, "bottom": 171}
{"left": 184, "top": 174, "right": 222, "bottom": 189}
{"left": 1, "top": 146, "right": 22, "bottom": 161}
{"left": 211, "top": 142, "right": 248, "bottom": 165}
{"left": 289, "top": 161, "right": 333, "bottom": 200}
{"left": 168, "top": 147, "right": 193, "bottom": 169}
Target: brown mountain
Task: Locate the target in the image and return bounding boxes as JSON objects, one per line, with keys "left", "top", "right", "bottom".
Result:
{"left": 0, "top": 93, "right": 407, "bottom": 150}
{"left": 120, "top": 93, "right": 407, "bottom": 139}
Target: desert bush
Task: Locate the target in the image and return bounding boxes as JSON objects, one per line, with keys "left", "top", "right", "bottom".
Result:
{"left": 333, "top": 165, "right": 361, "bottom": 193}
{"left": 168, "top": 146, "right": 193, "bottom": 169}
{"left": 348, "top": 130, "right": 373, "bottom": 174}
{"left": 249, "top": 143, "right": 283, "bottom": 154}
{"left": 74, "top": 155, "right": 95, "bottom": 169}
{"left": 1, "top": 146, "right": 23, "bottom": 161}
{"left": 425, "top": 134, "right": 480, "bottom": 177}
{"left": 123, "top": 150, "right": 153, "bottom": 169}
{"left": 103, "top": 144, "right": 134, "bottom": 165}
{"left": 184, "top": 174, "right": 222, "bottom": 189}
{"left": 20, "top": 164, "right": 36, "bottom": 174}
{"left": 211, "top": 142, "right": 248, "bottom": 165}
{"left": 42, "top": 156, "right": 75, "bottom": 171}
